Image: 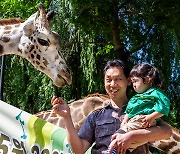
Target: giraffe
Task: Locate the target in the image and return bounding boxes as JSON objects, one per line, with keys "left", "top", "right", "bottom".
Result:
{"left": 0, "top": 3, "right": 72, "bottom": 87}
{"left": 35, "top": 93, "right": 180, "bottom": 154}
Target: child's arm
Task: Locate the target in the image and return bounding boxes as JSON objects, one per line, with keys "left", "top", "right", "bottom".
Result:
{"left": 121, "top": 114, "right": 129, "bottom": 128}
{"left": 141, "top": 112, "right": 164, "bottom": 128}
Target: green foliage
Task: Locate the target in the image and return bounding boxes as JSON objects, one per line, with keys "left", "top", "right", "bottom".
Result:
{"left": 3, "top": 56, "right": 55, "bottom": 113}
{"left": 0, "top": 0, "right": 50, "bottom": 18}
{"left": 0, "top": 0, "right": 179, "bottom": 133}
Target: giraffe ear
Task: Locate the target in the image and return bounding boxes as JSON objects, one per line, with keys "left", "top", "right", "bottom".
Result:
{"left": 23, "top": 12, "right": 37, "bottom": 36}
{"left": 46, "top": 10, "right": 54, "bottom": 23}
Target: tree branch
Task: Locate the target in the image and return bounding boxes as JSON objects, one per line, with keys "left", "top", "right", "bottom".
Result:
{"left": 129, "top": 25, "right": 154, "bottom": 54}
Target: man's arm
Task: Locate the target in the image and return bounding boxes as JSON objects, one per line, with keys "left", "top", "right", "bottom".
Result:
{"left": 129, "top": 119, "right": 172, "bottom": 142}
{"left": 51, "top": 96, "right": 91, "bottom": 154}
{"left": 109, "top": 120, "right": 172, "bottom": 154}
{"left": 64, "top": 114, "right": 91, "bottom": 154}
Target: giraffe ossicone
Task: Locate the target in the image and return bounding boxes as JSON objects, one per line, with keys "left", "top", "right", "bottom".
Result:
{"left": 0, "top": 3, "right": 72, "bottom": 87}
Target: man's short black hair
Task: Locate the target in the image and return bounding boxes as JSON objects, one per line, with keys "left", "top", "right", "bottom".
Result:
{"left": 103, "top": 59, "right": 129, "bottom": 78}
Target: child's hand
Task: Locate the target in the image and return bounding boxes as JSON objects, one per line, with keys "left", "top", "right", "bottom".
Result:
{"left": 120, "top": 114, "right": 129, "bottom": 128}
{"left": 120, "top": 121, "right": 127, "bottom": 128}
{"left": 51, "top": 96, "right": 70, "bottom": 118}
{"left": 141, "top": 115, "right": 155, "bottom": 128}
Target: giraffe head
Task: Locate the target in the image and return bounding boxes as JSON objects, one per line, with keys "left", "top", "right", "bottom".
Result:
{"left": 18, "top": 3, "right": 72, "bottom": 87}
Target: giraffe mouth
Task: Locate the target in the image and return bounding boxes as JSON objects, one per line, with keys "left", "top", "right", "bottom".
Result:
{"left": 54, "top": 79, "right": 67, "bottom": 87}
{"left": 63, "top": 75, "right": 72, "bottom": 86}
{"left": 63, "top": 78, "right": 69, "bottom": 86}
{"left": 54, "top": 74, "right": 72, "bottom": 87}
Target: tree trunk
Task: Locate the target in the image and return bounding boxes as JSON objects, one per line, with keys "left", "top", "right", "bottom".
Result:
{"left": 112, "top": 23, "right": 129, "bottom": 64}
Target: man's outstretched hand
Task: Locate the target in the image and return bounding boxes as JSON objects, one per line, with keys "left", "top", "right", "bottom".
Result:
{"left": 51, "top": 96, "right": 70, "bottom": 118}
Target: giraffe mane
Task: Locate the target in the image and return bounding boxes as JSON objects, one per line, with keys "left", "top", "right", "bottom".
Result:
{"left": 86, "top": 93, "right": 109, "bottom": 99}
{"left": 0, "top": 18, "right": 24, "bottom": 26}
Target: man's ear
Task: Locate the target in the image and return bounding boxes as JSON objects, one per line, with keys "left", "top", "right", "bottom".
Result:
{"left": 127, "top": 77, "right": 131, "bottom": 86}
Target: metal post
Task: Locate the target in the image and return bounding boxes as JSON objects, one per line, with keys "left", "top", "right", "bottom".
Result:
{"left": 0, "top": 55, "right": 6, "bottom": 101}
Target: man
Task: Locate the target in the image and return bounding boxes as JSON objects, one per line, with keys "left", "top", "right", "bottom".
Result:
{"left": 52, "top": 60, "right": 172, "bottom": 154}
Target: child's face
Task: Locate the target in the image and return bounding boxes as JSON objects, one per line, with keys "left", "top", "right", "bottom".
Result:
{"left": 131, "top": 76, "right": 151, "bottom": 93}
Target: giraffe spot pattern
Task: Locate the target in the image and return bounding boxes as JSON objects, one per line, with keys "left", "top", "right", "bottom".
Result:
{"left": 4, "top": 25, "right": 11, "bottom": 30}
{"left": 36, "top": 61, "right": 40, "bottom": 65}
{"left": 172, "top": 132, "right": 180, "bottom": 142}
{"left": 43, "top": 57, "right": 49, "bottom": 67}
{"left": 29, "top": 37, "right": 33, "bottom": 41}
{"left": 57, "top": 74, "right": 62, "bottom": 79}
{"left": 36, "top": 54, "right": 41, "bottom": 60}
{"left": 55, "top": 55, "right": 59, "bottom": 61}
{"left": 40, "top": 66, "right": 45, "bottom": 70}
{"left": 29, "top": 45, "right": 35, "bottom": 53}
{"left": 15, "top": 24, "right": 20, "bottom": 27}
{"left": 0, "top": 44, "right": 4, "bottom": 53}
{"left": 9, "top": 42, "right": 16, "bottom": 48}
{"left": 173, "top": 149, "right": 180, "bottom": 154}
{"left": 31, "top": 54, "right": 34, "bottom": 59}
{"left": 1, "top": 36, "right": 10, "bottom": 43}
{"left": 18, "top": 48, "right": 22, "bottom": 54}
{"left": 4, "top": 31, "right": 11, "bottom": 34}
{"left": 158, "top": 141, "right": 177, "bottom": 152}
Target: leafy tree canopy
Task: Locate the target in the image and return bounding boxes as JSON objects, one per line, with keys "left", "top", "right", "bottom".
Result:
{"left": 0, "top": 0, "right": 179, "bottom": 130}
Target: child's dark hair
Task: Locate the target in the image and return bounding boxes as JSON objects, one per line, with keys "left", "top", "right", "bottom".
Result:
{"left": 129, "top": 63, "right": 162, "bottom": 88}
{"left": 104, "top": 59, "right": 129, "bottom": 78}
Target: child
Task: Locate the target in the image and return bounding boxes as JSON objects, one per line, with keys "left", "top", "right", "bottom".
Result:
{"left": 107, "top": 63, "right": 170, "bottom": 154}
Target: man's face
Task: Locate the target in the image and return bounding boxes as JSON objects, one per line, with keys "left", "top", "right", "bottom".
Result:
{"left": 104, "top": 66, "right": 128, "bottom": 100}
{"left": 131, "top": 76, "right": 150, "bottom": 93}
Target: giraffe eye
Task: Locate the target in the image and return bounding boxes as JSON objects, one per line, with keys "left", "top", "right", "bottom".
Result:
{"left": 38, "top": 38, "right": 49, "bottom": 46}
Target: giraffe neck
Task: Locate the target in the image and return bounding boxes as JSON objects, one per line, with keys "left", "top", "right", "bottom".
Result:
{"left": 0, "top": 23, "right": 24, "bottom": 56}
{"left": 35, "top": 93, "right": 110, "bottom": 130}
{"left": 150, "top": 127, "right": 180, "bottom": 153}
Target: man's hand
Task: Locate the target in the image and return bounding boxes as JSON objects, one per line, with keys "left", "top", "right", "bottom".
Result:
{"left": 51, "top": 96, "right": 70, "bottom": 118}
{"left": 141, "top": 115, "right": 156, "bottom": 128}
{"left": 108, "top": 132, "right": 132, "bottom": 154}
